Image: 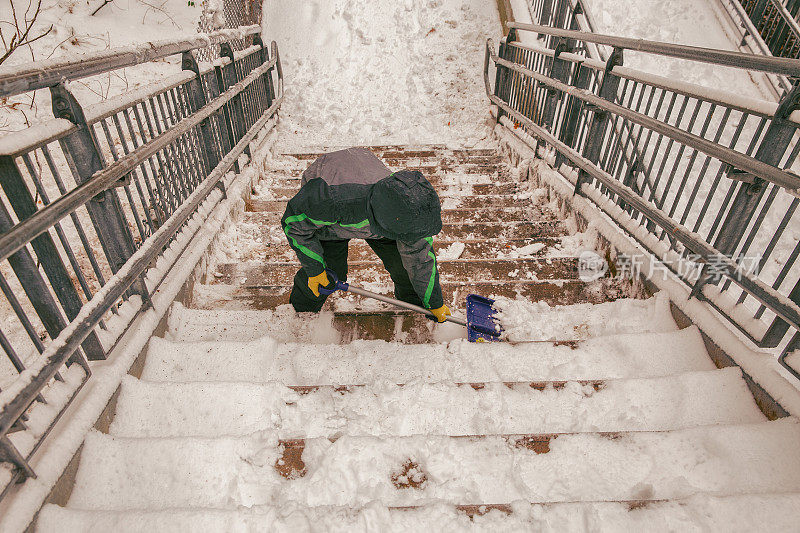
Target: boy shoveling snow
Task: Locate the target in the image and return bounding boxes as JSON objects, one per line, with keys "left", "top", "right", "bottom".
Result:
{"left": 281, "top": 147, "right": 451, "bottom": 322}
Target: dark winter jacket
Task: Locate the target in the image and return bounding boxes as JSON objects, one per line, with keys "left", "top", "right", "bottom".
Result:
{"left": 281, "top": 147, "right": 444, "bottom": 309}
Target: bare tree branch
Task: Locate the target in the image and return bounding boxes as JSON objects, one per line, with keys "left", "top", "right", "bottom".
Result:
{"left": 0, "top": 0, "right": 53, "bottom": 66}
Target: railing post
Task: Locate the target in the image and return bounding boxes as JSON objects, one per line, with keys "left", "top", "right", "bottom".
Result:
{"left": 182, "top": 50, "right": 221, "bottom": 172}
{"left": 574, "top": 47, "right": 623, "bottom": 195}
{"left": 51, "top": 83, "right": 150, "bottom": 307}
{"left": 494, "top": 32, "right": 512, "bottom": 123}
{"left": 253, "top": 34, "right": 276, "bottom": 107}
{"left": 214, "top": 44, "right": 242, "bottom": 173}
{"left": 0, "top": 157, "right": 106, "bottom": 360}
{"left": 691, "top": 81, "right": 800, "bottom": 303}
{"left": 763, "top": 279, "right": 800, "bottom": 347}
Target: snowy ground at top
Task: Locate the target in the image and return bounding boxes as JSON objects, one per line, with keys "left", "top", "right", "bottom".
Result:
{"left": 0, "top": 0, "right": 201, "bottom": 133}
{"left": 580, "top": 0, "right": 768, "bottom": 100}
{"left": 262, "top": 0, "right": 502, "bottom": 151}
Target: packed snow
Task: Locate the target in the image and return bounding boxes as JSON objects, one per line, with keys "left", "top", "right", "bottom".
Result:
{"left": 262, "top": 0, "right": 502, "bottom": 150}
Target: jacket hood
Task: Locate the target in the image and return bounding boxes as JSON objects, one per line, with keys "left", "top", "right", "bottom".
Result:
{"left": 366, "top": 170, "right": 442, "bottom": 241}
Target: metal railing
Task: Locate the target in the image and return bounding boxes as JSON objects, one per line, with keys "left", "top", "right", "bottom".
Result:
{"left": 485, "top": 21, "right": 800, "bottom": 380}
{"left": 740, "top": 0, "right": 800, "bottom": 59}
{"left": 0, "top": 26, "right": 283, "bottom": 498}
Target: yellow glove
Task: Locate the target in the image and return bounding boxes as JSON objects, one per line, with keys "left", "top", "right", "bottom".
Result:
{"left": 430, "top": 304, "right": 451, "bottom": 323}
{"left": 308, "top": 271, "right": 330, "bottom": 297}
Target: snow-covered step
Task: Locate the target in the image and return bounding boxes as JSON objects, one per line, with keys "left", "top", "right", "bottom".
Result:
{"left": 37, "top": 493, "right": 800, "bottom": 532}
{"left": 210, "top": 257, "right": 583, "bottom": 287}
{"left": 189, "top": 278, "right": 626, "bottom": 311}
{"left": 66, "top": 419, "right": 800, "bottom": 510}
{"left": 143, "top": 327, "right": 712, "bottom": 384}
{"left": 109, "top": 367, "right": 764, "bottom": 438}
{"left": 167, "top": 294, "right": 676, "bottom": 342}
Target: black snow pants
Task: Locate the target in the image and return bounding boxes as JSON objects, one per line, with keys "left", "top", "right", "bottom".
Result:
{"left": 289, "top": 238, "right": 425, "bottom": 312}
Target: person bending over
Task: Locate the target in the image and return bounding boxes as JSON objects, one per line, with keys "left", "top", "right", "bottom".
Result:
{"left": 281, "top": 147, "right": 450, "bottom": 322}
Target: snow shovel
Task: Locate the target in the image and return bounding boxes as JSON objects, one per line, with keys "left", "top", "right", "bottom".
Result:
{"left": 319, "top": 270, "right": 504, "bottom": 342}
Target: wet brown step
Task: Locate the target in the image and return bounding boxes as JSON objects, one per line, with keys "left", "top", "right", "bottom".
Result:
{"left": 245, "top": 195, "right": 544, "bottom": 213}
{"left": 242, "top": 207, "right": 554, "bottom": 225}
{"left": 188, "top": 278, "right": 626, "bottom": 311}
{"left": 257, "top": 182, "right": 521, "bottom": 199}
{"left": 233, "top": 238, "right": 558, "bottom": 263}
{"left": 277, "top": 163, "right": 513, "bottom": 180}
{"left": 236, "top": 220, "right": 567, "bottom": 243}
{"left": 210, "top": 257, "right": 580, "bottom": 286}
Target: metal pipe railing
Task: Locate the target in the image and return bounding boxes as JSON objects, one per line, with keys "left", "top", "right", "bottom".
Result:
{"left": 485, "top": 28, "right": 800, "bottom": 357}
{"left": 0, "top": 50, "right": 277, "bottom": 265}
{"left": 507, "top": 21, "right": 800, "bottom": 76}
{"left": 0, "top": 26, "right": 260, "bottom": 99}
{"left": 490, "top": 42, "right": 800, "bottom": 192}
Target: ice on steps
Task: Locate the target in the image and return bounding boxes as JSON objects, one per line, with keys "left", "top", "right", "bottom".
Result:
{"left": 166, "top": 294, "right": 676, "bottom": 343}
{"left": 109, "top": 368, "right": 764, "bottom": 438}
{"left": 66, "top": 419, "right": 800, "bottom": 510}
{"left": 37, "top": 493, "right": 800, "bottom": 532}
{"left": 141, "top": 326, "right": 713, "bottom": 384}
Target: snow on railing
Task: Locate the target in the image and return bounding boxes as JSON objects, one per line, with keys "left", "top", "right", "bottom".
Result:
{"left": 0, "top": 29, "right": 283, "bottom": 502}
{"left": 484, "top": 21, "right": 800, "bottom": 379}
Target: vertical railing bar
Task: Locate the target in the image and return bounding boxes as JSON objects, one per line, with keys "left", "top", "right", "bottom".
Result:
{"left": 160, "top": 90, "right": 192, "bottom": 200}
{"left": 693, "top": 112, "right": 748, "bottom": 235}
{"left": 40, "top": 145, "right": 106, "bottom": 288}
{"left": 20, "top": 154, "right": 94, "bottom": 302}
{"left": 656, "top": 98, "right": 704, "bottom": 211}
{"left": 0, "top": 272, "right": 46, "bottom": 355}
{"left": 704, "top": 116, "right": 769, "bottom": 244}
{"left": 167, "top": 87, "right": 202, "bottom": 193}
{"left": 678, "top": 106, "right": 732, "bottom": 226}
{"left": 97, "top": 120, "right": 148, "bottom": 245}
{"left": 139, "top": 99, "right": 179, "bottom": 212}
{"left": 0, "top": 325, "right": 51, "bottom": 399}
{"left": 648, "top": 94, "right": 690, "bottom": 203}
{"left": 730, "top": 183, "right": 781, "bottom": 298}
{"left": 157, "top": 92, "right": 191, "bottom": 202}
{"left": 755, "top": 197, "right": 800, "bottom": 318}
{"left": 640, "top": 91, "right": 679, "bottom": 198}
{"left": 110, "top": 114, "right": 161, "bottom": 231}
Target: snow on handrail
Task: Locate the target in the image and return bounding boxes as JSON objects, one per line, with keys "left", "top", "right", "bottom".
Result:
{"left": 0, "top": 52, "right": 277, "bottom": 266}
{"left": 504, "top": 39, "right": 800, "bottom": 125}
{"left": 0, "top": 25, "right": 260, "bottom": 99}
{"left": 488, "top": 40, "right": 800, "bottom": 191}
{"left": 507, "top": 21, "right": 800, "bottom": 77}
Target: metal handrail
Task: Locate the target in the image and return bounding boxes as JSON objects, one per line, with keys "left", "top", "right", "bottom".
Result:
{"left": 0, "top": 48, "right": 277, "bottom": 265}
{"left": 0, "top": 29, "right": 283, "bottom": 498}
{"left": 485, "top": 33, "right": 800, "bottom": 354}
{"left": 490, "top": 41, "right": 800, "bottom": 192}
{"left": 0, "top": 93, "right": 283, "bottom": 434}
{"left": 507, "top": 21, "right": 800, "bottom": 76}
{"left": 0, "top": 25, "right": 260, "bottom": 98}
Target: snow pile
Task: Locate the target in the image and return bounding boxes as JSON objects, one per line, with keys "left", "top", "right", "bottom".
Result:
{"left": 438, "top": 242, "right": 466, "bottom": 260}
{"left": 262, "top": 0, "right": 502, "bottom": 149}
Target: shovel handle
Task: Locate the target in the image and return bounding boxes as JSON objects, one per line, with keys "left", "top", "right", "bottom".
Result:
{"left": 344, "top": 285, "right": 467, "bottom": 326}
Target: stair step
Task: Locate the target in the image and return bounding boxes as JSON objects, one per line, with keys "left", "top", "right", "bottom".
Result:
{"left": 66, "top": 420, "right": 800, "bottom": 509}
{"left": 109, "top": 368, "right": 763, "bottom": 438}
{"left": 188, "top": 278, "right": 627, "bottom": 311}
{"left": 228, "top": 237, "right": 558, "bottom": 264}
{"left": 260, "top": 183, "right": 522, "bottom": 200}
{"left": 244, "top": 195, "right": 541, "bottom": 212}
{"left": 210, "top": 257, "right": 581, "bottom": 286}
{"left": 37, "top": 493, "right": 800, "bottom": 532}
{"left": 242, "top": 207, "right": 552, "bottom": 224}
{"left": 167, "top": 294, "right": 676, "bottom": 343}
{"left": 143, "top": 326, "right": 712, "bottom": 383}
{"left": 277, "top": 164, "right": 513, "bottom": 180}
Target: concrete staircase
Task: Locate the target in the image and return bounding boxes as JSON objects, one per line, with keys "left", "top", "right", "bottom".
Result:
{"left": 36, "top": 146, "right": 800, "bottom": 530}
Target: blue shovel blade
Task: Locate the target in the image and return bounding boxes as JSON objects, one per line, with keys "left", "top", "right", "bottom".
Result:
{"left": 466, "top": 294, "right": 503, "bottom": 342}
